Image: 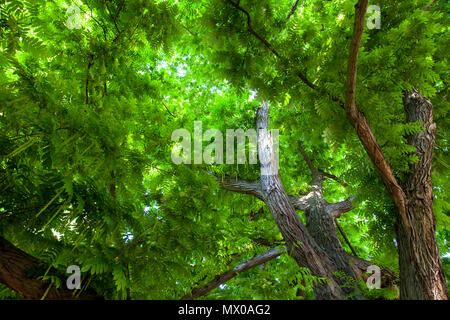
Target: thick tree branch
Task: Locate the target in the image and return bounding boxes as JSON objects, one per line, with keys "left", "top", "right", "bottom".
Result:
{"left": 213, "top": 163, "right": 349, "bottom": 214}
{"left": 326, "top": 196, "right": 355, "bottom": 218}
{"left": 398, "top": 90, "right": 448, "bottom": 300}
{"left": 346, "top": 0, "right": 369, "bottom": 116}
{"left": 215, "top": 174, "right": 264, "bottom": 201}
{"left": 214, "top": 173, "right": 310, "bottom": 211}
{"left": 0, "top": 237, "right": 100, "bottom": 300}
{"left": 213, "top": 103, "right": 360, "bottom": 299}
{"left": 346, "top": 253, "right": 398, "bottom": 290}
{"left": 345, "top": 0, "right": 408, "bottom": 229}
{"left": 256, "top": 102, "right": 347, "bottom": 299}
{"left": 288, "top": 195, "right": 308, "bottom": 211}
{"left": 181, "top": 247, "right": 283, "bottom": 300}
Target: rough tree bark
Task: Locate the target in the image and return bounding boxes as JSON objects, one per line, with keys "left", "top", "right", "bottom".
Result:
{"left": 224, "top": 0, "right": 446, "bottom": 299}
{"left": 0, "top": 236, "right": 100, "bottom": 300}
{"left": 344, "top": 0, "right": 448, "bottom": 300}
{"left": 256, "top": 102, "right": 344, "bottom": 299}
{"left": 295, "top": 143, "right": 361, "bottom": 298}
{"left": 395, "top": 90, "right": 448, "bottom": 299}
{"left": 215, "top": 102, "right": 396, "bottom": 300}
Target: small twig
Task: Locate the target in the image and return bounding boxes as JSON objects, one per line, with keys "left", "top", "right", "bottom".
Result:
{"left": 126, "top": 14, "right": 145, "bottom": 44}
{"left": 287, "top": 0, "right": 300, "bottom": 20}
{"left": 297, "top": 141, "right": 315, "bottom": 172}
{"left": 250, "top": 206, "right": 264, "bottom": 221}
{"left": 85, "top": 54, "right": 94, "bottom": 105}
{"left": 104, "top": 0, "right": 122, "bottom": 42}
{"left": 151, "top": 166, "right": 173, "bottom": 175}
{"left": 162, "top": 100, "right": 175, "bottom": 117}
{"left": 84, "top": 1, "right": 109, "bottom": 40}
{"left": 423, "top": 0, "right": 437, "bottom": 11}
{"left": 113, "top": 1, "right": 126, "bottom": 23}
{"left": 321, "top": 171, "right": 349, "bottom": 187}
{"left": 227, "top": 0, "right": 281, "bottom": 59}
{"left": 226, "top": 0, "right": 334, "bottom": 97}
{"left": 180, "top": 23, "right": 198, "bottom": 38}
{"left": 334, "top": 218, "right": 358, "bottom": 257}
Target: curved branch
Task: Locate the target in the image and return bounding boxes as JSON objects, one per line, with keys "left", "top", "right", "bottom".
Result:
{"left": 161, "top": 100, "right": 175, "bottom": 117}
{"left": 227, "top": 0, "right": 281, "bottom": 59}
{"left": 345, "top": 0, "right": 408, "bottom": 229}
{"left": 0, "top": 237, "right": 100, "bottom": 300}
{"left": 346, "top": 0, "right": 369, "bottom": 115}
{"left": 105, "top": 0, "right": 122, "bottom": 42}
{"left": 225, "top": 0, "right": 326, "bottom": 93}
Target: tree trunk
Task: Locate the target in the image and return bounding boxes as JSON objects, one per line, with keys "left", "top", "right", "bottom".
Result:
{"left": 225, "top": 0, "right": 446, "bottom": 299}
{"left": 397, "top": 90, "right": 448, "bottom": 300}
{"left": 256, "top": 102, "right": 347, "bottom": 299}
{"left": 303, "top": 177, "right": 361, "bottom": 298}
{"left": 342, "top": 1, "right": 447, "bottom": 299}
{"left": 217, "top": 102, "right": 396, "bottom": 299}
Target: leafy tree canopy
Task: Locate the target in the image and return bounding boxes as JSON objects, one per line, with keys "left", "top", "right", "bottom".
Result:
{"left": 0, "top": 0, "right": 448, "bottom": 299}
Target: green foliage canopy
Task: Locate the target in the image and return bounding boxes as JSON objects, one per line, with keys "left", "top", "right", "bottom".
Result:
{"left": 0, "top": 0, "right": 448, "bottom": 299}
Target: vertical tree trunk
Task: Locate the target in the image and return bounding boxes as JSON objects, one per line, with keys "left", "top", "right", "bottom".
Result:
{"left": 256, "top": 102, "right": 346, "bottom": 300}
{"left": 295, "top": 143, "right": 361, "bottom": 298}
{"left": 216, "top": 102, "right": 396, "bottom": 300}
{"left": 303, "top": 179, "right": 359, "bottom": 298}
{"left": 397, "top": 90, "right": 448, "bottom": 299}
{"left": 343, "top": 1, "right": 447, "bottom": 299}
